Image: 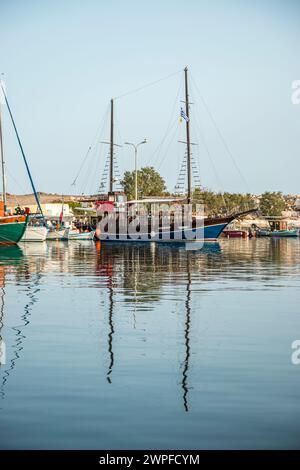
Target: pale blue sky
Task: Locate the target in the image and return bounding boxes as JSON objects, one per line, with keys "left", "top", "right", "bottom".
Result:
{"left": 1, "top": 0, "right": 300, "bottom": 195}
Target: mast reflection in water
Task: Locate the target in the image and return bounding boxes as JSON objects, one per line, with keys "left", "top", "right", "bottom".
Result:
{"left": 0, "top": 247, "right": 42, "bottom": 402}
{"left": 182, "top": 257, "right": 192, "bottom": 412}
{"left": 0, "top": 239, "right": 300, "bottom": 450}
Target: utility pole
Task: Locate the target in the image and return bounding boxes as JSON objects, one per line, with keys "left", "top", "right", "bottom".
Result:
{"left": 134, "top": 146, "right": 138, "bottom": 201}
{"left": 184, "top": 67, "right": 192, "bottom": 204}
{"left": 124, "top": 139, "right": 147, "bottom": 201}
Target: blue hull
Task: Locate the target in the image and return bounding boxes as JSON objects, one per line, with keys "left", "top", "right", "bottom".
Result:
{"left": 98, "top": 221, "right": 229, "bottom": 242}
{"left": 203, "top": 223, "right": 228, "bottom": 240}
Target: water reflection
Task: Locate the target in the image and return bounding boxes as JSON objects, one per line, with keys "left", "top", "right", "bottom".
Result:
{"left": 0, "top": 238, "right": 299, "bottom": 413}
{"left": 182, "top": 256, "right": 192, "bottom": 412}
{"left": 0, "top": 247, "right": 43, "bottom": 401}
{"left": 0, "top": 267, "right": 5, "bottom": 368}
{"left": 107, "top": 283, "right": 115, "bottom": 384}
{"left": 0, "top": 247, "right": 24, "bottom": 400}
{"left": 11, "top": 238, "right": 298, "bottom": 282}
{"left": 94, "top": 241, "right": 116, "bottom": 383}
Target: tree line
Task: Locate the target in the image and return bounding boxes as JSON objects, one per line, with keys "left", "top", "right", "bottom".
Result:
{"left": 121, "top": 166, "right": 290, "bottom": 216}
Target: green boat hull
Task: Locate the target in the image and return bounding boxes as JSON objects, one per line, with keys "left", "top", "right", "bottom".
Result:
{"left": 0, "top": 220, "right": 27, "bottom": 245}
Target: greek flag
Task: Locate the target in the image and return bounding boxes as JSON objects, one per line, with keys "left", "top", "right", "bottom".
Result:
{"left": 180, "top": 107, "right": 189, "bottom": 122}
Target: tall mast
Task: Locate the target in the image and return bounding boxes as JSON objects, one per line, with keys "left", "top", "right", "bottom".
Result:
{"left": 0, "top": 81, "right": 44, "bottom": 218}
{"left": 184, "top": 67, "right": 192, "bottom": 204}
{"left": 0, "top": 102, "right": 6, "bottom": 211}
{"left": 109, "top": 98, "right": 114, "bottom": 193}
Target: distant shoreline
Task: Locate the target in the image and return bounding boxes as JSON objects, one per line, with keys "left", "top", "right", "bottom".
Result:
{"left": 5, "top": 193, "right": 81, "bottom": 206}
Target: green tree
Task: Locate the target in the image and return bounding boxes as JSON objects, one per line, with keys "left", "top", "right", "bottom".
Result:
{"left": 192, "top": 188, "right": 256, "bottom": 216}
{"left": 121, "top": 166, "right": 166, "bottom": 200}
{"left": 259, "top": 191, "right": 286, "bottom": 216}
{"left": 223, "top": 192, "right": 256, "bottom": 213}
{"left": 193, "top": 188, "right": 224, "bottom": 216}
{"left": 66, "top": 201, "right": 82, "bottom": 213}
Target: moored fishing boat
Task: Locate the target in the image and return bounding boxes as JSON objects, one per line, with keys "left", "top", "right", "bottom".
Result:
{"left": 68, "top": 229, "right": 95, "bottom": 240}
{"left": 46, "top": 227, "right": 70, "bottom": 240}
{"left": 223, "top": 229, "right": 248, "bottom": 238}
{"left": 257, "top": 228, "right": 298, "bottom": 237}
{"left": 0, "top": 211, "right": 27, "bottom": 245}
{"left": 20, "top": 214, "right": 48, "bottom": 242}
{"left": 22, "top": 225, "right": 48, "bottom": 242}
{"left": 45, "top": 199, "right": 73, "bottom": 240}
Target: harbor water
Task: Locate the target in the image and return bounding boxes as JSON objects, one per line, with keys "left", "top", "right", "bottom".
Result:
{"left": 0, "top": 238, "right": 300, "bottom": 449}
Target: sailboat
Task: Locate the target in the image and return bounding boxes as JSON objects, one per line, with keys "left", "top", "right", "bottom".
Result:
{"left": 0, "top": 80, "right": 46, "bottom": 245}
{"left": 93, "top": 67, "right": 255, "bottom": 242}
{"left": 46, "top": 198, "right": 69, "bottom": 240}
{"left": 21, "top": 216, "right": 48, "bottom": 242}
{"left": 0, "top": 94, "right": 27, "bottom": 245}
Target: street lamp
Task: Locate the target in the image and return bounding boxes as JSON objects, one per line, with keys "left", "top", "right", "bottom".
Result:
{"left": 124, "top": 139, "right": 147, "bottom": 201}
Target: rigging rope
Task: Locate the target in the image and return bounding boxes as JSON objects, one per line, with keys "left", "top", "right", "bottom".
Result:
{"left": 189, "top": 73, "right": 251, "bottom": 193}
{"left": 157, "top": 118, "right": 180, "bottom": 171}
{"left": 188, "top": 88, "right": 227, "bottom": 209}
{"left": 71, "top": 103, "right": 110, "bottom": 191}
{"left": 0, "top": 81, "right": 45, "bottom": 220}
{"left": 114, "top": 69, "right": 182, "bottom": 100}
{"left": 5, "top": 167, "right": 27, "bottom": 207}
{"left": 150, "top": 74, "right": 184, "bottom": 168}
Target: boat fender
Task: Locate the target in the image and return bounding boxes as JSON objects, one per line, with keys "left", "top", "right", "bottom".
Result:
{"left": 95, "top": 226, "right": 101, "bottom": 238}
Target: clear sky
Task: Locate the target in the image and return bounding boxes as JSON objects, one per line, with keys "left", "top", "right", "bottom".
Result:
{"left": 1, "top": 0, "right": 300, "bottom": 196}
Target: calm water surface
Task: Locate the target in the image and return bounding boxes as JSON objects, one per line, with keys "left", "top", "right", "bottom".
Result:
{"left": 0, "top": 238, "right": 300, "bottom": 449}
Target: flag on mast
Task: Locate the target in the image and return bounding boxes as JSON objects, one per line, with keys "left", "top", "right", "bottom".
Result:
{"left": 180, "top": 107, "right": 189, "bottom": 122}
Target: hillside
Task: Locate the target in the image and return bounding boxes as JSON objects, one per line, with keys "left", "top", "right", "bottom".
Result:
{"left": 6, "top": 193, "right": 80, "bottom": 206}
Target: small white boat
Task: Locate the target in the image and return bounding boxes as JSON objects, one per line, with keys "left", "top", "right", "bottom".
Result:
{"left": 46, "top": 227, "right": 70, "bottom": 240}
{"left": 21, "top": 225, "right": 48, "bottom": 242}
{"left": 68, "top": 230, "right": 95, "bottom": 240}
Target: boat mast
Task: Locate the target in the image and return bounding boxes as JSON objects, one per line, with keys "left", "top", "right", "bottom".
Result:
{"left": 0, "top": 81, "right": 44, "bottom": 219}
{"left": 109, "top": 98, "right": 114, "bottom": 193}
{"left": 184, "top": 67, "right": 192, "bottom": 204}
{"left": 0, "top": 101, "right": 6, "bottom": 212}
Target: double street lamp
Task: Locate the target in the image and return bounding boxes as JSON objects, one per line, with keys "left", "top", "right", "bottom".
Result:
{"left": 124, "top": 139, "right": 147, "bottom": 201}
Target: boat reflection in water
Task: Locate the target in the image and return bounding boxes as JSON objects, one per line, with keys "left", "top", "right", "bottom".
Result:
{"left": 182, "top": 257, "right": 192, "bottom": 411}
{"left": 0, "top": 238, "right": 300, "bottom": 449}
{"left": 0, "top": 246, "right": 44, "bottom": 401}
{"left": 94, "top": 241, "right": 221, "bottom": 410}
{"left": 0, "top": 247, "right": 24, "bottom": 399}
{"left": 0, "top": 240, "right": 220, "bottom": 409}
{"left": 91, "top": 238, "right": 300, "bottom": 413}
{"left": 1, "top": 239, "right": 299, "bottom": 407}
{"left": 100, "top": 242, "right": 220, "bottom": 401}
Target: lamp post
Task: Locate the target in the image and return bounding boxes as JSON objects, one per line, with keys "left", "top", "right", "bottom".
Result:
{"left": 124, "top": 139, "right": 147, "bottom": 201}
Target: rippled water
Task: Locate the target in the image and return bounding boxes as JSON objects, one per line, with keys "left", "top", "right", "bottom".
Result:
{"left": 0, "top": 238, "right": 300, "bottom": 449}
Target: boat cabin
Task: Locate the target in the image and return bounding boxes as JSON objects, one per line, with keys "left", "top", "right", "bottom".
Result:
{"left": 265, "top": 217, "right": 289, "bottom": 231}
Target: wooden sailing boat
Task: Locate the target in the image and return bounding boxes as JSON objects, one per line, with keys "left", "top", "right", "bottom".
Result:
{"left": 0, "top": 95, "right": 27, "bottom": 245}
{"left": 94, "top": 67, "right": 255, "bottom": 242}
